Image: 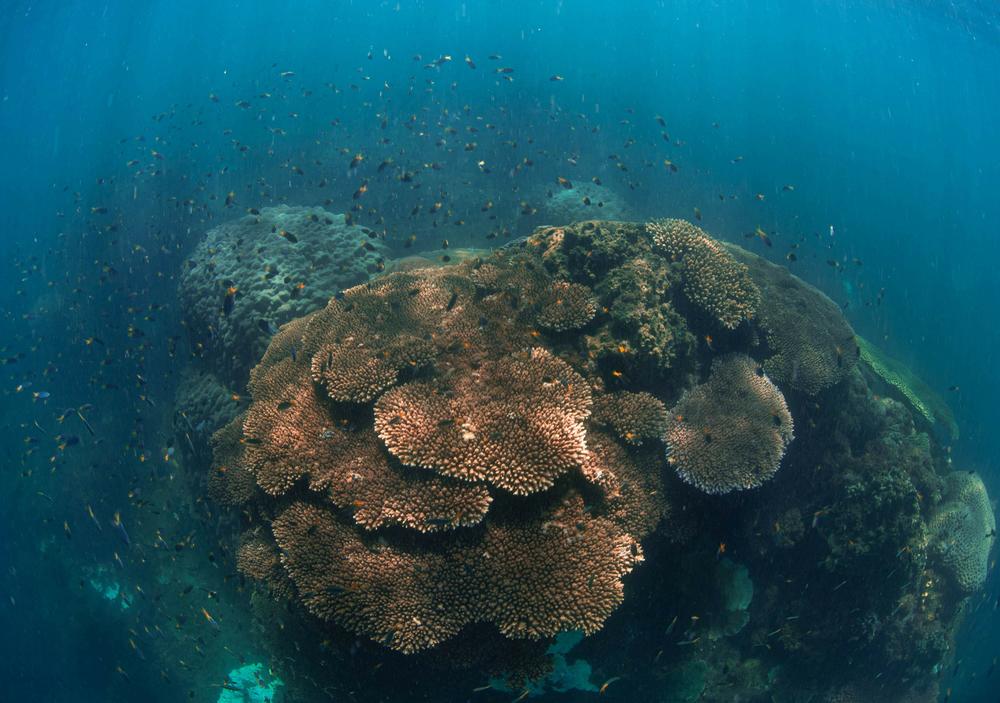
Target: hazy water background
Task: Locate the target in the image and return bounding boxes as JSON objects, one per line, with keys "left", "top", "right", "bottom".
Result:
{"left": 1, "top": 1, "right": 998, "bottom": 700}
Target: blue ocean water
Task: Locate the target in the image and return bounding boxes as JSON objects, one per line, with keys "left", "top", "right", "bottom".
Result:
{"left": 1, "top": 1, "right": 997, "bottom": 701}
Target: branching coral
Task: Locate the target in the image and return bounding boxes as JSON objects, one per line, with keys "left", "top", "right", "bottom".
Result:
{"left": 592, "top": 391, "right": 668, "bottom": 446}
{"left": 647, "top": 218, "right": 759, "bottom": 329}
{"left": 929, "top": 471, "right": 996, "bottom": 593}
{"left": 728, "top": 245, "right": 858, "bottom": 394}
{"left": 666, "top": 354, "right": 793, "bottom": 494}
{"left": 537, "top": 281, "right": 598, "bottom": 331}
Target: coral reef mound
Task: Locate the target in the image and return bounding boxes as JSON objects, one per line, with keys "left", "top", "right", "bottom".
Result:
{"left": 665, "top": 353, "right": 793, "bottom": 494}
{"left": 205, "top": 219, "right": 983, "bottom": 699}
{"left": 929, "top": 471, "right": 996, "bottom": 593}
{"left": 179, "top": 205, "right": 386, "bottom": 386}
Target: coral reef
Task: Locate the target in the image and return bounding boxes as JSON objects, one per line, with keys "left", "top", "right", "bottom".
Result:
{"left": 665, "top": 353, "right": 794, "bottom": 494}
{"left": 202, "top": 217, "right": 988, "bottom": 700}
{"left": 857, "top": 335, "right": 959, "bottom": 440}
{"left": 178, "top": 205, "right": 386, "bottom": 387}
{"left": 929, "top": 471, "right": 996, "bottom": 593}
{"left": 211, "top": 226, "right": 685, "bottom": 658}
{"left": 728, "top": 244, "right": 858, "bottom": 394}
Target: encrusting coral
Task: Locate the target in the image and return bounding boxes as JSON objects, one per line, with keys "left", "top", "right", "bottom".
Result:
{"left": 665, "top": 353, "right": 794, "bottom": 494}
{"left": 728, "top": 245, "right": 858, "bottom": 395}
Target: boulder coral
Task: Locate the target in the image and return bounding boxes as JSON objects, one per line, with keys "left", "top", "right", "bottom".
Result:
{"left": 178, "top": 205, "right": 387, "bottom": 386}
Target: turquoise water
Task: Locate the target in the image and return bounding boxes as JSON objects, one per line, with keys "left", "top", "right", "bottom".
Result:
{"left": 1, "top": 2, "right": 997, "bottom": 701}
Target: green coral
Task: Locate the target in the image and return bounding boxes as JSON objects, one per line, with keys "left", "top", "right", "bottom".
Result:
{"left": 929, "top": 471, "right": 996, "bottom": 594}
{"left": 856, "top": 335, "right": 959, "bottom": 441}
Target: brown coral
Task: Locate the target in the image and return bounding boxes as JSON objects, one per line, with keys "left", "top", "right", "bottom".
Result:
{"left": 307, "top": 274, "right": 454, "bottom": 403}
{"left": 479, "top": 494, "right": 642, "bottom": 639}
{"left": 647, "top": 218, "right": 759, "bottom": 329}
{"left": 270, "top": 494, "right": 641, "bottom": 654}
{"left": 210, "top": 221, "right": 689, "bottom": 662}
{"left": 581, "top": 430, "right": 667, "bottom": 539}
{"left": 537, "top": 281, "right": 597, "bottom": 331}
{"left": 728, "top": 245, "right": 857, "bottom": 394}
{"left": 312, "top": 430, "right": 493, "bottom": 533}
{"left": 272, "top": 501, "right": 469, "bottom": 653}
{"left": 374, "top": 348, "right": 592, "bottom": 495}
{"left": 592, "top": 391, "right": 668, "bottom": 445}
{"left": 666, "top": 353, "right": 793, "bottom": 494}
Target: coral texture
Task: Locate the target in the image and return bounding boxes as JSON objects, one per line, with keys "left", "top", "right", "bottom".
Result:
{"left": 178, "top": 205, "right": 386, "bottom": 386}
{"left": 647, "top": 218, "right": 760, "bottom": 329}
{"left": 592, "top": 391, "right": 669, "bottom": 446}
{"left": 211, "top": 227, "right": 680, "bottom": 655}
{"left": 665, "top": 353, "right": 793, "bottom": 494}
{"left": 929, "top": 471, "right": 996, "bottom": 593}
{"left": 728, "top": 245, "right": 857, "bottom": 394}
{"left": 857, "top": 335, "right": 959, "bottom": 440}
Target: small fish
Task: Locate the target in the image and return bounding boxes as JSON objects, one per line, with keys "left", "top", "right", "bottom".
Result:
{"left": 112, "top": 510, "right": 131, "bottom": 547}
{"left": 549, "top": 74, "right": 564, "bottom": 81}
{"left": 223, "top": 286, "right": 237, "bottom": 316}
{"left": 32, "top": 391, "right": 50, "bottom": 400}
{"left": 754, "top": 226, "right": 773, "bottom": 247}
{"left": 63, "top": 520, "right": 72, "bottom": 539}
{"left": 464, "top": 55, "right": 476, "bottom": 69}
{"left": 349, "top": 153, "right": 364, "bottom": 169}
{"left": 224, "top": 191, "right": 235, "bottom": 207}
{"left": 86, "top": 504, "right": 102, "bottom": 531}
{"left": 557, "top": 176, "right": 572, "bottom": 189}
{"left": 783, "top": 184, "right": 796, "bottom": 191}
{"left": 201, "top": 607, "right": 221, "bottom": 631}
{"left": 599, "top": 677, "right": 621, "bottom": 695}
{"left": 278, "top": 229, "right": 298, "bottom": 244}
{"left": 947, "top": 385, "right": 960, "bottom": 392}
